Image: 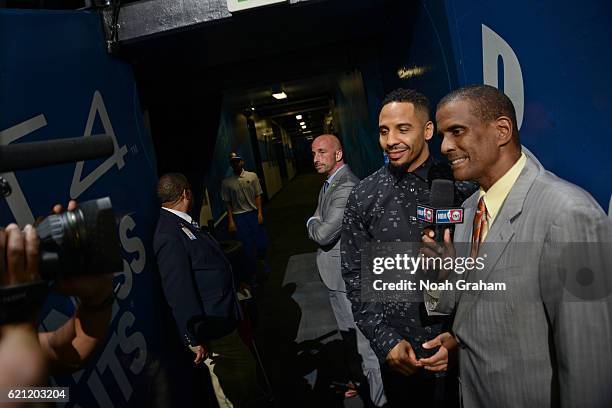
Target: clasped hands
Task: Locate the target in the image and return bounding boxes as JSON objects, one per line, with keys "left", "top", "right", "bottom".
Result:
{"left": 386, "top": 333, "right": 457, "bottom": 375}
{"left": 385, "top": 227, "right": 460, "bottom": 375}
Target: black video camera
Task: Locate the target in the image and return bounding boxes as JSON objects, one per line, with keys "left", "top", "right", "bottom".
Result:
{"left": 0, "top": 135, "right": 121, "bottom": 324}
{"left": 37, "top": 197, "right": 122, "bottom": 280}
{"left": 0, "top": 197, "right": 123, "bottom": 324}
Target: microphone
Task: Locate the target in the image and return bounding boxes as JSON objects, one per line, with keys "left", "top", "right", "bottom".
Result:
{"left": 417, "top": 179, "right": 464, "bottom": 242}
{"left": 0, "top": 135, "right": 115, "bottom": 173}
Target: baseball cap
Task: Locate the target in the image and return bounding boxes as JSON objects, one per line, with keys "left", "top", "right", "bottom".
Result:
{"left": 229, "top": 152, "right": 243, "bottom": 161}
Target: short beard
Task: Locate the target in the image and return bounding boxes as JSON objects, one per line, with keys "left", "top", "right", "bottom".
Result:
{"left": 388, "top": 161, "right": 411, "bottom": 179}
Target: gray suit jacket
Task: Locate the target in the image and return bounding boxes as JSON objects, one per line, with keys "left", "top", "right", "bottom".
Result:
{"left": 427, "top": 148, "right": 612, "bottom": 407}
{"left": 308, "top": 165, "right": 360, "bottom": 291}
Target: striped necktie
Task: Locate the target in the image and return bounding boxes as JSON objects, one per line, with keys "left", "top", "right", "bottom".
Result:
{"left": 323, "top": 180, "right": 330, "bottom": 194}
{"left": 470, "top": 197, "right": 489, "bottom": 258}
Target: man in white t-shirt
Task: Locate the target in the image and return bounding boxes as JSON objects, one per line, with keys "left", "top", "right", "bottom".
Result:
{"left": 221, "top": 152, "right": 269, "bottom": 284}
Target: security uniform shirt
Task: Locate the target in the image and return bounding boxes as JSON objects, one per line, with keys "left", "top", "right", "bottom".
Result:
{"left": 341, "top": 156, "right": 475, "bottom": 362}
{"left": 221, "top": 170, "right": 263, "bottom": 214}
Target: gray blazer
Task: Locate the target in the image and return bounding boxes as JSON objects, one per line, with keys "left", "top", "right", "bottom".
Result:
{"left": 427, "top": 148, "right": 612, "bottom": 407}
{"left": 308, "top": 165, "right": 360, "bottom": 291}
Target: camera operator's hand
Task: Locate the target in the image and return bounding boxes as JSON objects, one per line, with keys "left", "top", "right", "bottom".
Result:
{"left": 0, "top": 223, "right": 41, "bottom": 287}
{"left": 51, "top": 199, "right": 77, "bottom": 215}
{"left": 0, "top": 324, "right": 46, "bottom": 388}
{"left": 0, "top": 224, "right": 47, "bottom": 388}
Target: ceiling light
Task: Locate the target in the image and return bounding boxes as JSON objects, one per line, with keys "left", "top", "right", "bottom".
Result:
{"left": 299, "top": 121, "right": 306, "bottom": 126}
{"left": 272, "top": 91, "right": 287, "bottom": 100}
{"left": 295, "top": 114, "right": 303, "bottom": 120}
{"left": 301, "top": 125, "right": 307, "bottom": 129}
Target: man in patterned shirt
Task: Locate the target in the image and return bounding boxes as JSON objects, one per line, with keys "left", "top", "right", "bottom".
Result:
{"left": 341, "top": 88, "right": 474, "bottom": 407}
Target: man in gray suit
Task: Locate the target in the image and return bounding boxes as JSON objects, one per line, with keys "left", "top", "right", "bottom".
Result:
{"left": 422, "top": 85, "right": 612, "bottom": 407}
{"left": 307, "top": 134, "right": 386, "bottom": 406}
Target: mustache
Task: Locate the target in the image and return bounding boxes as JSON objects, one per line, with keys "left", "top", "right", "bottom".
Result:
{"left": 385, "top": 144, "right": 409, "bottom": 153}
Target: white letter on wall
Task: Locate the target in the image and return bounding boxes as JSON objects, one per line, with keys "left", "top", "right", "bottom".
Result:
{"left": 482, "top": 24, "right": 524, "bottom": 130}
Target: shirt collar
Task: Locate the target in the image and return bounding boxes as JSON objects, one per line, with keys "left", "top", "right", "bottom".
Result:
{"left": 412, "top": 155, "right": 434, "bottom": 182}
{"left": 385, "top": 154, "right": 433, "bottom": 183}
{"left": 479, "top": 152, "right": 527, "bottom": 222}
{"left": 162, "top": 207, "right": 193, "bottom": 224}
{"left": 326, "top": 164, "right": 346, "bottom": 185}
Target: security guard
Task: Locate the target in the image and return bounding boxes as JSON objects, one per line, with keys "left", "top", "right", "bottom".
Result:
{"left": 154, "top": 172, "right": 258, "bottom": 407}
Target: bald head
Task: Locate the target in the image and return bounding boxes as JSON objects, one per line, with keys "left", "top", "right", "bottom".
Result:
{"left": 313, "top": 134, "right": 342, "bottom": 150}
{"left": 311, "top": 134, "right": 344, "bottom": 176}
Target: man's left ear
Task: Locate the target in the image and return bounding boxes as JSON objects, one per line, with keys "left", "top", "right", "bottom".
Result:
{"left": 496, "top": 116, "right": 513, "bottom": 146}
{"left": 424, "top": 121, "right": 434, "bottom": 141}
{"left": 336, "top": 149, "right": 343, "bottom": 162}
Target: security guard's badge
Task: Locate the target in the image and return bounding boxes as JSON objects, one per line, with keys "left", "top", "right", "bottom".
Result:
{"left": 180, "top": 226, "right": 197, "bottom": 240}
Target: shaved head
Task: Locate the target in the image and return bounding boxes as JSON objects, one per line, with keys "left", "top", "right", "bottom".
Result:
{"left": 313, "top": 134, "right": 342, "bottom": 150}
{"left": 311, "top": 134, "right": 344, "bottom": 176}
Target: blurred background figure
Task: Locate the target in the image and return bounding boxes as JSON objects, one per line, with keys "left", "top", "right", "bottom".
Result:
{"left": 222, "top": 152, "right": 270, "bottom": 285}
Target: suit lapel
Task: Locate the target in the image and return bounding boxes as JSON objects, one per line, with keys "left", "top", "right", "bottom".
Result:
{"left": 455, "top": 192, "right": 478, "bottom": 248}
{"left": 321, "top": 165, "right": 349, "bottom": 208}
{"left": 327, "top": 165, "right": 348, "bottom": 193}
{"left": 317, "top": 185, "right": 325, "bottom": 210}
{"left": 453, "top": 152, "right": 541, "bottom": 328}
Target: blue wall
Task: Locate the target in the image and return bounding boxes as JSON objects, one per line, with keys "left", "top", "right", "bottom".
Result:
{"left": 344, "top": 0, "right": 610, "bottom": 211}
{"left": 0, "top": 9, "right": 165, "bottom": 407}
{"left": 334, "top": 70, "right": 384, "bottom": 179}
{"left": 443, "top": 0, "right": 611, "bottom": 209}
{"left": 333, "top": 0, "right": 461, "bottom": 177}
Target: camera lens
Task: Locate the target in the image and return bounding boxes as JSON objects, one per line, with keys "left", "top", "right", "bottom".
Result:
{"left": 36, "top": 197, "right": 122, "bottom": 280}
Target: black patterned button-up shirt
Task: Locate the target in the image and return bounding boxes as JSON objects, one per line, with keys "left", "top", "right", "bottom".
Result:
{"left": 341, "top": 156, "right": 476, "bottom": 362}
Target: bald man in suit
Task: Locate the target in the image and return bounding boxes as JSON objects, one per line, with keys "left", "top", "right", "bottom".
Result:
{"left": 307, "top": 134, "right": 386, "bottom": 406}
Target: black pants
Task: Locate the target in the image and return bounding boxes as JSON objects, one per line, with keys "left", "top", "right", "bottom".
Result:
{"left": 383, "top": 368, "right": 459, "bottom": 408}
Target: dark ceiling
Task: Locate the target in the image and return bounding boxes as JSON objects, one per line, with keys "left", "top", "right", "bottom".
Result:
{"left": 120, "top": 0, "right": 396, "bottom": 143}
{"left": 225, "top": 73, "right": 338, "bottom": 139}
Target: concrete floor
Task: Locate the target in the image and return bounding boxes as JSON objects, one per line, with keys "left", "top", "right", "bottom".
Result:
{"left": 253, "top": 171, "right": 365, "bottom": 407}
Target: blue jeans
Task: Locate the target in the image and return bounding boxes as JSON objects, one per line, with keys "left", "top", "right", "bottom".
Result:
{"left": 233, "top": 210, "right": 269, "bottom": 283}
